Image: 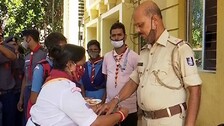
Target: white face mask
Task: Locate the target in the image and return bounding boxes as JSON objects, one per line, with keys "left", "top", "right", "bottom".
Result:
{"left": 21, "top": 41, "right": 28, "bottom": 50}
{"left": 111, "top": 40, "right": 124, "bottom": 48}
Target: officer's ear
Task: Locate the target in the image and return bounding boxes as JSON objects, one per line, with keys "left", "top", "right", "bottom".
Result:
{"left": 151, "top": 16, "right": 158, "bottom": 30}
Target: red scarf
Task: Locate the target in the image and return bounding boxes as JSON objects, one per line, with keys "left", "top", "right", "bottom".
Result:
{"left": 28, "top": 44, "right": 42, "bottom": 80}
{"left": 45, "top": 69, "right": 72, "bottom": 82}
{"left": 89, "top": 57, "right": 103, "bottom": 84}
{"left": 113, "top": 47, "right": 127, "bottom": 88}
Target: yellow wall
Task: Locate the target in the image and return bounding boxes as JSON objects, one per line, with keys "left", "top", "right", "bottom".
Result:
{"left": 85, "top": 1, "right": 136, "bottom": 55}
{"left": 197, "top": 0, "right": 224, "bottom": 125}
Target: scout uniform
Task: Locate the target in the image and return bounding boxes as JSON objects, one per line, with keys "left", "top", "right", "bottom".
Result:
{"left": 26, "top": 69, "right": 97, "bottom": 126}
{"left": 130, "top": 30, "right": 202, "bottom": 126}
{"left": 81, "top": 58, "right": 106, "bottom": 100}
{"left": 103, "top": 48, "right": 140, "bottom": 126}
{"left": 23, "top": 46, "right": 47, "bottom": 120}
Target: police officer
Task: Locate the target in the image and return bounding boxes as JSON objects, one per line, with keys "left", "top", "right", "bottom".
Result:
{"left": 98, "top": 1, "right": 202, "bottom": 126}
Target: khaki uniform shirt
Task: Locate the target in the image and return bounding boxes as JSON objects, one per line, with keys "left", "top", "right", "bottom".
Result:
{"left": 130, "top": 30, "right": 202, "bottom": 111}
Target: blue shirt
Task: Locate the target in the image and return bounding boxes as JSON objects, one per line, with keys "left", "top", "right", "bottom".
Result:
{"left": 87, "top": 61, "right": 101, "bottom": 78}
{"left": 31, "top": 57, "right": 53, "bottom": 93}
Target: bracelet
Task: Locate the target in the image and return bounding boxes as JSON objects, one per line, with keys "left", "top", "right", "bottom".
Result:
{"left": 115, "top": 110, "right": 125, "bottom": 122}
{"left": 115, "top": 111, "right": 122, "bottom": 122}
{"left": 114, "top": 95, "right": 120, "bottom": 104}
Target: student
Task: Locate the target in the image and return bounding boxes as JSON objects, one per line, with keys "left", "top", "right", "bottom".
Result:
{"left": 102, "top": 22, "right": 140, "bottom": 126}
{"left": 27, "top": 32, "right": 67, "bottom": 118}
{"left": 5, "top": 36, "right": 25, "bottom": 126}
{"left": 81, "top": 40, "right": 106, "bottom": 101}
{"left": 17, "top": 29, "right": 47, "bottom": 125}
{"left": 0, "top": 29, "right": 17, "bottom": 126}
{"left": 26, "top": 44, "right": 129, "bottom": 126}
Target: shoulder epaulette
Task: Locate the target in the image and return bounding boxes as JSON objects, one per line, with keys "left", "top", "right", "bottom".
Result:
{"left": 168, "top": 36, "right": 190, "bottom": 48}
{"left": 168, "top": 36, "right": 183, "bottom": 45}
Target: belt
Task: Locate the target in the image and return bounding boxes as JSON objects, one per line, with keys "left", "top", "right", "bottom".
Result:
{"left": 0, "top": 89, "right": 14, "bottom": 95}
{"left": 0, "top": 89, "right": 19, "bottom": 96}
{"left": 143, "top": 102, "right": 187, "bottom": 119}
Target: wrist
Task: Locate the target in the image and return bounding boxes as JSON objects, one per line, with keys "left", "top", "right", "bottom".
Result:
{"left": 115, "top": 110, "right": 125, "bottom": 122}
{"left": 114, "top": 95, "right": 121, "bottom": 104}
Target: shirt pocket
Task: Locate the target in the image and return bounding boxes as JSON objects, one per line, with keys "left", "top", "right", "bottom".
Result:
{"left": 155, "top": 65, "right": 169, "bottom": 80}
{"left": 151, "top": 65, "right": 170, "bottom": 86}
{"left": 137, "top": 65, "right": 145, "bottom": 82}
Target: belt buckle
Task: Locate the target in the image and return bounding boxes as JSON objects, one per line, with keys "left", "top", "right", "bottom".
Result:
{"left": 149, "top": 111, "right": 156, "bottom": 119}
{"left": 143, "top": 111, "right": 156, "bottom": 119}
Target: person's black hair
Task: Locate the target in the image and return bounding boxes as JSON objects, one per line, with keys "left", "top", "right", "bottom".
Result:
{"left": 44, "top": 32, "right": 67, "bottom": 56}
{"left": 87, "top": 40, "right": 100, "bottom": 50}
{"left": 21, "top": 29, "right": 40, "bottom": 42}
{"left": 51, "top": 44, "right": 85, "bottom": 70}
{"left": 18, "top": 45, "right": 25, "bottom": 54}
{"left": 110, "top": 22, "right": 126, "bottom": 35}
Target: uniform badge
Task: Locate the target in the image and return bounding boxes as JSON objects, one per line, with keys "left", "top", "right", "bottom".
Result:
{"left": 137, "top": 62, "right": 143, "bottom": 66}
{"left": 186, "top": 57, "right": 194, "bottom": 66}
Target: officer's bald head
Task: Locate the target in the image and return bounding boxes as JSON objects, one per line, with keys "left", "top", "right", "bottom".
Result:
{"left": 135, "top": 0, "right": 162, "bottom": 19}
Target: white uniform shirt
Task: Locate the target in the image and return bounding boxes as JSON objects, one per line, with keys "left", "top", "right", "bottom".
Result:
{"left": 27, "top": 78, "right": 97, "bottom": 126}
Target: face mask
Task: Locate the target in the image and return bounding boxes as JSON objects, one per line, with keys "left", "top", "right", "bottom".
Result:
{"left": 146, "top": 29, "right": 156, "bottom": 44}
{"left": 111, "top": 40, "right": 124, "bottom": 48}
{"left": 71, "top": 64, "right": 85, "bottom": 82}
{"left": 21, "top": 41, "right": 28, "bottom": 50}
{"left": 146, "top": 16, "right": 156, "bottom": 44}
{"left": 88, "top": 51, "right": 99, "bottom": 59}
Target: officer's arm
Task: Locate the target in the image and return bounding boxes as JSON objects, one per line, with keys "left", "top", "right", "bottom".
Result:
{"left": 0, "top": 44, "right": 16, "bottom": 60}
{"left": 185, "top": 85, "right": 201, "bottom": 126}
{"left": 117, "top": 79, "right": 138, "bottom": 102}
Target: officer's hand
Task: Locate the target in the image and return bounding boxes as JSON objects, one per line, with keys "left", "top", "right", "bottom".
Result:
{"left": 17, "top": 99, "right": 23, "bottom": 112}
{"left": 96, "top": 99, "right": 118, "bottom": 115}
